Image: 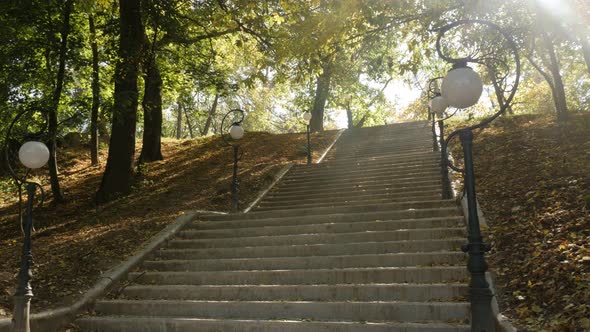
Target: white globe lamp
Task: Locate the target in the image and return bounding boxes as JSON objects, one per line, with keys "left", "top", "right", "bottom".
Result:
{"left": 18, "top": 141, "right": 50, "bottom": 169}
{"left": 303, "top": 112, "right": 312, "bottom": 124}
{"left": 229, "top": 124, "right": 244, "bottom": 140}
{"left": 431, "top": 95, "right": 448, "bottom": 117}
{"left": 441, "top": 66, "right": 483, "bottom": 109}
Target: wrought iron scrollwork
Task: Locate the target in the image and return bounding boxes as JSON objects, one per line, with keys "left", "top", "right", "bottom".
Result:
{"left": 434, "top": 19, "right": 521, "bottom": 146}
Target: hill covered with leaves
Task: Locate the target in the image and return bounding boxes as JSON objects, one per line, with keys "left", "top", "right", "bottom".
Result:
{"left": 0, "top": 130, "right": 337, "bottom": 316}
{"left": 450, "top": 113, "right": 590, "bottom": 331}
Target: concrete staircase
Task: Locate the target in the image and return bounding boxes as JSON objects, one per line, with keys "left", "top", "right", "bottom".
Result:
{"left": 76, "top": 121, "right": 470, "bottom": 331}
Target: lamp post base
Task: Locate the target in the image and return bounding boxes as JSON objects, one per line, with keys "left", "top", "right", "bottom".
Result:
{"left": 306, "top": 124, "right": 311, "bottom": 165}
{"left": 12, "top": 183, "right": 36, "bottom": 332}
{"left": 231, "top": 145, "right": 239, "bottom": 213}
{"left": 11, "top": 296, "right": 31, "bottom": 332}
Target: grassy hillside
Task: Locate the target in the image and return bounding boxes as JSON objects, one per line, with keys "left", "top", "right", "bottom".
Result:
{"left": 0, "top": 130, "right": 338, "bottom": 316}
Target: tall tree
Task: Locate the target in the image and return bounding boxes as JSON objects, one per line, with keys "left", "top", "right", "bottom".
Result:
{"left": 310, "top": 61, "right": 333, "bottom": 132}
{"left": 89, "top": 13, "right": 100, "bottom": 165}
{"left": 96, "top": 0, "right": 144, "bottom": 203}
{"left": 47, "top": 0, "right": 74, "bottom": 203}
{"left": 202, "top": 93, "right": 219, "bottom": 136}
{"left": 138, "top": 0, "right": 163, "bottom": 162}
{"left": 539, "top": 28, "right": 569, "bottom": 120}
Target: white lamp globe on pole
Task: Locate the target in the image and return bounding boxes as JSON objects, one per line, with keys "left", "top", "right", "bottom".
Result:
{"left": 303, "top": 111, "right": 312, "bottom": 124}
{"left": 229, "top": 124, "right": 244, "bottom": 140}
{"left": 431, "top": 95, "right": 449, "bottom": 118}
{"left": 18, "top": 141, "right": 50, "bottom": 169}
{"left": 441, "top": 65, "right": 483, "bottom": 109}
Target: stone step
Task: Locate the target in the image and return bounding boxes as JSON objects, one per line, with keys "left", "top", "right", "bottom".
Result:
{"left": 170, "top": 227, "right": 465, "bottom": 249}
{"left": 128, "top": 266, "right": 469, "bottom": 285}
{"left": 120, "top": 283, "right": 468, "bottom": 302}
{"left": 278, "top": 172, "right": 441, "bottom": 187}
{"left": 260, "top": 188, "right": 442, "bottom": 205}
{"left": 76, "top": 317, "right": 470, "bottom": 332}
{"left": 280, "top": 169, "right": 442, "bottom": 186}
{"left": 144, "top": 252, "right": 466, "bottom": 272}
{"left": 92, "top": 300, "right": 470, "bottom": 322}
{"left": 191, "top": 207, "right": 461, "bottom": 230}
{"left": 319, "top": 151, "right": 438, "bottom": 164}
{"left": 310, "top": 156, "right": 438, "bottom": 170}
{"left": 155, "top": 238, "right": 466, "bottom": 260}
{"left": 201, "top": 200, "right": 456, "bottom": 221}
{"left": 256, "top": 194, "right": 443, "bottom": 211}
{"left": 336, "top": 133, "right": 431, "bottom": 141}
{"left": 326, "top": 148, "right": 435, "bottom": 160}
{"left": 265, "top": 184, "right": 442, "bottom": 203}
{"left": 286, "top": 162, "right": 439, "bottom": 179}
{"left": 272, "top": 178, "right": 441, "bottom": 196}
{"left": 326, "top": 147, "right": 434, "bottom": 159}
{"left": 183, "top": 216, "right": 464, "bottom": 238}
{"left": 335, "top": 134, "right": 431, "bottom": 142}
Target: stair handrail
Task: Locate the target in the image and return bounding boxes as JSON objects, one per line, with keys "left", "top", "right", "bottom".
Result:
{"left": 432, "top": 19, "right": 521, "bottom": 331}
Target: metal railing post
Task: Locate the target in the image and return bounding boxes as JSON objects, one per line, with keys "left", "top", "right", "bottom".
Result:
{"left": 459, "top": 129, "right": 494, "bottom": 331}
{"left": 11, "top": 183, "right": 36, "bottom": 332}
{"left": 231, "top": 145, "right": 239, "bottom": 213}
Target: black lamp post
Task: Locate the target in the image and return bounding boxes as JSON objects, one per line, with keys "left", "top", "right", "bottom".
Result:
{"left": 4, "top": 110, "right": 49, "bottom": 332}
{"left": 427, "top": 77, "right": 445, "bottom": 152}
{"left": 302, "top": 111, "right": 312, "bottom": 165}
{"left": 434, "top": 19, "right": 521, "bottom": 331}
{"left": 428, "top": 76, "right": 458, "bottom": 200}
{"left": 221, "top": 109, "right": 245, "bottom": 213}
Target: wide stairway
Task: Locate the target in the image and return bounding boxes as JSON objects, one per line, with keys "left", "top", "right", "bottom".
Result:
{"left": 76, "top": 121, "right": 471, "bottom": 331}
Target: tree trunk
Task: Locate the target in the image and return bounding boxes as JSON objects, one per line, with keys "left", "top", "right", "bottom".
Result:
{"left": 47, "top": 0, "right": 73, "bottom": 203}
{"left": 491, "top": 76, "right": 513, "bottom": 115}
{"left": 176, "top": 104, "right": 182, "bottom": 139}
{"left": 355, "top": 114, "right": 368, "bottom": 128}
{"left": 96, "top": 0, "right": 144, "bottom": 204}
{"left": 89, "top": 14, "right": 100, "bottom": 165}
{"left": 541, "top": 31, "right": 568, "bottom": 121}
{"left": 310, "top": 63, "right": 332, "bottom": 132}
{"left": 580, "top": 37, "right": 590, "bottom": 75}
{"left": 346, "top": 106, "right": 353, "bottom": 129}
{"left": 139, "top": 55, "right": 163, "bottom": 162}
{"left": 0, "top": 81, "right": 8, "bottom": 110}
{"left": 202, "top": 93, "right": 219, "bottom": 136}
{"left": 98, "top": 109, "right": 110, "bottom": 142}
{"left": 184, "top": 107, "right": 194, "bottom": 138}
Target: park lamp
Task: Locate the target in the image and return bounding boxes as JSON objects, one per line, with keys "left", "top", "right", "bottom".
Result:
{"left": 431, "top": 95, "right": 448, "bottom": 118}
{"left": 18, "top": 141, "right": 50, "bottom": 169}
{"left": 441, "top": 63, "right": 483, "bottom": 109}
{"left": 434, "top": 19, "right": 521, "bottom": 330}
{"left": 302, "top": 111, "right": 312, "bottom": 124}
{"left": 228, "top": 123, "right": 244, "bottom": 140}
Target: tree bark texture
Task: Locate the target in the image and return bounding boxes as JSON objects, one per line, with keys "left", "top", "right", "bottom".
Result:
{"left": 491, "top": 74, "right": 514, "bottom": 115}
{"left": 541, "top": 32, "right": 568, "bottom": 120}
{"left": 47, "top": 0, "right": 73, "bottom": 203}
{"left": 176, "top": 104, "right": 182, "bottom": 139}
{"left": 89, "top": 14, "right": 100, "bottom": 165}
{"left": 310, "top": 63, "right": 332, "bottom": 132}
{"left": 202, "top": 93, "right": 219, "bottom": 136}
{"left": 184, "top": 107, "right": 194, "bottom": 138}
{"left": 96, "top": 0, "right": 144, "bottom": 203}
{"left": 346, "top": 106, "right": 353, "bottom": 129}
{"left": 580, "top": 37, "right": 590, "bottom": 75}
{"left": 139, "top": 55, "right": 163, "bottom": 162}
